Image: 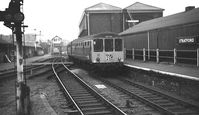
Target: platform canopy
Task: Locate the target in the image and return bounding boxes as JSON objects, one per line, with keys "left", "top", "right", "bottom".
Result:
{"left": 125, "top": 2, "right": 164, "bottom": 13}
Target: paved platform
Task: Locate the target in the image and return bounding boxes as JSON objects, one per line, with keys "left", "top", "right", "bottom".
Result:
{"left": 124, "top": 59, "right": 199, "bottom": 81}
{"left": 0, "top": 54, "right": 52, "bottom": 71}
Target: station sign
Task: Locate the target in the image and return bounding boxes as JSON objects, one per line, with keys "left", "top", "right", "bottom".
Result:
{"left": 177, "top": 36, "right": 199, "bottom": 45}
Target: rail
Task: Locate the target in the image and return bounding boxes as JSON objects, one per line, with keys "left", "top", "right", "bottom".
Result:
{"left": 52, "top": 59, "right": 83, "bottom": 115}
{"left": 125, "top": 48, "right": 199, "bottom": 66}
{"left": 52, "top": 58, "right": 126, "bottom": 115}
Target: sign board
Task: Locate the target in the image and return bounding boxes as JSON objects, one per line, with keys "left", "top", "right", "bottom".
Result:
{"left": 177, "top": 36, "right": 199, "bottom": 45}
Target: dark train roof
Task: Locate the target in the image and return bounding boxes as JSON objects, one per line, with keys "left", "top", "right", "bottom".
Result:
{"left": 120, "top": 7, "right": 199, "bottom": 36}
{"left": 72, "top": 32, "right": 119, "bottom": 43}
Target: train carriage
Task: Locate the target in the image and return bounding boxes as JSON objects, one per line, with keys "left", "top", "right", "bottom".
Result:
{"left": 67, "top": 32, "right": 124, "bottom": 69}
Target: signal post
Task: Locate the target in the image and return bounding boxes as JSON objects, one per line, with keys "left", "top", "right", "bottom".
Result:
{"left": 0, "top": 0, "right": 30, "bottom": 115}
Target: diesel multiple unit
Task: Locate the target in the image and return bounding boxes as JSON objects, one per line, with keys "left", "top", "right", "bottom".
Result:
{"left": 67, "top": 32, "right": 124, "bottom": 68}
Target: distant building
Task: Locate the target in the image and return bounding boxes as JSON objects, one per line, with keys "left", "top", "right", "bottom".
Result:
{"left": 123, "top": 2, "right": 164, "bottom": 30}
{"left": 0, "top": 34, "right": 42, "bottom": 63}
{"left": 79, "top": 3, "right": 123, "bottom": 37}
{"left": 78, "top": 2, "right": 164, "bottom": 37}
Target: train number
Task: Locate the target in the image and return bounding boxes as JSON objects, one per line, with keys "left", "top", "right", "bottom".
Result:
{"left": 106, "top": 54, "right": 113, "bottom": 60}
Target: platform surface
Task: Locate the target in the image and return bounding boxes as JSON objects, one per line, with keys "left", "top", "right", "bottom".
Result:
{"left": 124, "top": 59, "right": 199, "bottom": 81}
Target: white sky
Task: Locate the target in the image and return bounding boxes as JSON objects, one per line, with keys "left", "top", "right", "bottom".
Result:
{"left": 0, "top": 0, "right": 198, "bottom": 42}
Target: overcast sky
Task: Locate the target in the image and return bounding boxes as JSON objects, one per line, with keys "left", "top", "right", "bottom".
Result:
{"left": 0, "top": 0, "right": 198, "bottom": 42}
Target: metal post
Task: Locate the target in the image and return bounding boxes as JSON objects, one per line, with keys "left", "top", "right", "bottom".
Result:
{"left": 174, "top": 48, "right": 177, "bottom": 64}
{"left": 156, "top": 49, "right": 159, "bottom": 63}
{"left": 124, "top": 48, "right": 126, "bottom": 59}
{"left": 197, "top": 48, "right": 199, "bottom": 67}
{"left": 132, "top": 48, "right": 134, "bottom": 60}
{"left": 87, "top": 13, "right": 90, "bottom": 35}
{"left": 147, "top": 31, "right": 150, "bottom": 60}
{"left": 15, "top": 23, "right": 25, "bottom": 115}
{"left": 143, "top": 48, "right": 146, "bottom": 62}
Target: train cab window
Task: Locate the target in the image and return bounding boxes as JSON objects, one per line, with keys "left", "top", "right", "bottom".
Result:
{"left": 105, "top": 39, "right": 113, "bottom": 52}
{"left": 94, "top": 39, "right": 103, "bottom": 52}
{"left": 88, "top": 41, "right": 90, "bottom": 46}
{"left": 115, "top": 39, "right": 122, "bottom": 51}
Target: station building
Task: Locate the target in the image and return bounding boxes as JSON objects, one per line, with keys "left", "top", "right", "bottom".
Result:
{"left": 123, "top": 2, "right": 164, "bottom": 30}
{"left": 78, "top": 2, "right": 164, "bottom": 37}
{"left": 0, "top": 34, "right": 43, "bottom": 63}
{"left": 79, "top": 3, "right": 123, "bottom": 37}
{"left": 120, "top": 6, "right": 199, "bottom": 65}
{"left": 120, "top": 6, "right": 199, "bottom": 50}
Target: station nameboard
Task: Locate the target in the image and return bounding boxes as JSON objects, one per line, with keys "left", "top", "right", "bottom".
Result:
{"left": 177, "top": 36, "right": 199, "bottom": 45}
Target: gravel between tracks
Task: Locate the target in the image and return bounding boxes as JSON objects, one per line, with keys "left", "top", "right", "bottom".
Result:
{"left": 71, "top": 68, "right": 161, "bottom": 115}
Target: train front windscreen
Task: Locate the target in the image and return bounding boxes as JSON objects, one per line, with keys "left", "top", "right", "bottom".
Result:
{"left": 105, "top": 39, "right": 113, "bottom": 52}
{"left": 94, "top": 39, "right": 103, "bottom": 52}
{"left": 94, "top": 38, "right": 122, "bottom": 52}
{"left": 115, "top": 39, "right": 123, "bottom": 51}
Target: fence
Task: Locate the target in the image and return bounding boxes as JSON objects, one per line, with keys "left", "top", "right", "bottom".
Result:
{"left": 125, "top": 48, "right": 199, "bottom": 67}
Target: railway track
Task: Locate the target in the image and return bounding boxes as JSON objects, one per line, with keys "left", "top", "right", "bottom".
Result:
{"left": 97, "top": 76, "right": 199, "bottom": 115}
{"left": 52, "top": 61, "right": 126, "bottom": 115}
{"left": 0, "top": 58, "right": 56, "bottom": 81}
{"left": 0, "top": 65, "right": 48, "bottom": 81}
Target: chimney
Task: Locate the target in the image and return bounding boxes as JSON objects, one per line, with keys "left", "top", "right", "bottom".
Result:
{"left": 185, "top": 6, "right": 195, "bottom": 12}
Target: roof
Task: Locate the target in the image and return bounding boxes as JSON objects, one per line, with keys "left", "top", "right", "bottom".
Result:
{"left": 125, "top": 2, "right": 164, "bottom": 13}
{"left": 120, "top": 7, "right": 199, "bottom": 36}
{"left": 73, "top": 32, "right": 119, "bottom": 43}
{"left": 85, "top": 2, "right": 122, "bottom": 13}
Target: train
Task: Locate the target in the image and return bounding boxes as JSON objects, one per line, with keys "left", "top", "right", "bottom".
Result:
{"left": 67, "top": 32, "right": 124, "bottom": 69}
{"left": 52, "top": 47, "right": 60, "bottom": 55}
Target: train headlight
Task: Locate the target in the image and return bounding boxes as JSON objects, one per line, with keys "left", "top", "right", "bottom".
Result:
{"left": 118, "top": 57, "right": 123, "bottom": 62}
{"left": 118, "top": 57, "right": 121, "bottom": 62}
{"left": 96, "top": 57, "right": 100, "bottom": 63}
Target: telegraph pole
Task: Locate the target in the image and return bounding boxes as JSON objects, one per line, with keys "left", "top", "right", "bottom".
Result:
{"left": 0, "top": 0, "right": 29, "bottom": 115}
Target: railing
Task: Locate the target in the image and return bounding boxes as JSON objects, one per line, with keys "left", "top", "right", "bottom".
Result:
{"left": 125, "top": 48, "right": 199, "bottom": 67}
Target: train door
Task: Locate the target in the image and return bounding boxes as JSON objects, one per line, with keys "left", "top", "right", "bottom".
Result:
{"left": 89, "top": 40, "right": 92, "bottom": 62}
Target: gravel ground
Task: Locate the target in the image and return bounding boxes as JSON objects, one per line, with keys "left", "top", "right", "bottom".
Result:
{"left": 71, "top": 68, "right": 161, "bottom": 115}
{"left": 0, "top": 79, "right": 16, "bottom": 115}
{"left": 0, "top": 66, "right": 73, "bottom": 115}
{"left": 28, "top": 69, "right": 73, "bottom": 115}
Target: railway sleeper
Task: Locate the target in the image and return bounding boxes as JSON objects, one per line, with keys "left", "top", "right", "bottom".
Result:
{"left": 74, "top": 97, "right": 96, "bottom": 101}
{"left": 81, "top": 106, "right": 108, "bottom": 111}
{"left": 76, "top": 99, "right": 98, "bottom": 104}
{"left": 79, "top": 103, "right": 104, "bottom": 108}
{"left": 83, "top": 109, "right": 112, "bottom": 115}
{"left": 73, "top": 95, "right": 94, "bottom": 99}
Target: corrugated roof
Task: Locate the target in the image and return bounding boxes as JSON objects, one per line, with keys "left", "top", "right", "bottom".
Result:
{"left": 85, "top": 2, "right": 122, "bottom": 13}
{"left": 120, "top": 7, "right": 199, "bottom": 36}
{"left": 125, "top": 2, "right": 164, "bottom": 12}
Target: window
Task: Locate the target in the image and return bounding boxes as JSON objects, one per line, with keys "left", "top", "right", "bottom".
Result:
{"left": 105, "top": 39, "right": 113, "bottom": 52}
{"left": 115, "top": 39, "right": 122, "bottom": 51}
{"left": 94, "top": 39, "right": 103, "bottom": 52}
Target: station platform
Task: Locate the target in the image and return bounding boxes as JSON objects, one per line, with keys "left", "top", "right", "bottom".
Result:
{"left": 0, "top": 54, "right": 52, "bottom": 72}
{"left": 124, "top": 59, "right": 199, "bottom": 81}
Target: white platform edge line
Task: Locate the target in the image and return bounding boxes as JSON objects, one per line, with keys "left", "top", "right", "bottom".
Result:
{"left": 124, "top": 64, "right": 199, "bottom": 81}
